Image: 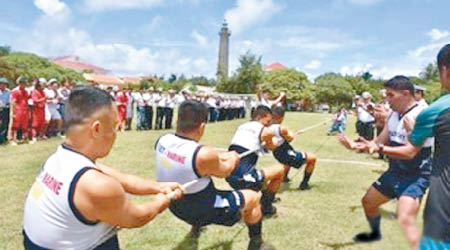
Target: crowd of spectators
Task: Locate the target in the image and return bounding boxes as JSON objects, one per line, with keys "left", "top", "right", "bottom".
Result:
{"left": 0, "top": 77, "right": 260, "bottom": 146}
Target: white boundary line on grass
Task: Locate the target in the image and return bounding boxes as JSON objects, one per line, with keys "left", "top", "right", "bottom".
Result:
{"left": 216, "top": 147, "right": 384, "bottom": 167}
{"left": 317, "top": 159, "right": 383, "bottom": 167}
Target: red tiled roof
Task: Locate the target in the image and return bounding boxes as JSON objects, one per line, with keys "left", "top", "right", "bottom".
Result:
{"left": 51, "top": 56, "right": 109, "bottom": 74}
{"left": 121, "top": 76, "right": 142, "bottom": 84}
{"left": 264, "top": 62, "right": 286, "bottom": 71}
{"left": 83, "top": 73, "right": 124, "bottom": 85}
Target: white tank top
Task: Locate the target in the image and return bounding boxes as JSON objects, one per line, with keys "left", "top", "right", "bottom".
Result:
{"left": 156, "top": 134, "right": 211, "bottom": 194}
{"left": 23, "top": 145, "right": 116, "bottom": 250}
{"left": 230, "top": 121, "right": 264, "bottom": 150}
{"left": 269, "top": 124, "right": 285, "bottom": 144}
{"left": 387, "top": 104, "right": 433, "bottom": 147}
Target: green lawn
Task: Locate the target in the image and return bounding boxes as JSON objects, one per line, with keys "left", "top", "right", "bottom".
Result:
{"left": 0, "top": 112, "right": 417, "bottom": 250}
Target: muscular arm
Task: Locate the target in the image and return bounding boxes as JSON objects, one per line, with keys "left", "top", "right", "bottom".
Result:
{"left": 280, "top": 125, "right": 294, "bottom": 142}
{"left": 381, "top": 141, "right": 422, "bottom": 160}
{"left": 196, "top": 146, "right": 239, "bottom": 178}
{"left": 74, "top": 170, "right": 177, "bottom": 228}
{"left": 96, "top": 162, "right": 181, "bottom": 195}
{"left": 261, "top": 127, "right": 279, "bottom": 151}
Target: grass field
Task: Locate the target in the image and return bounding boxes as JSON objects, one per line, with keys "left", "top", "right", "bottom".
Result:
{"left": 0, "top": 112, "right": 418, "bottom": 250}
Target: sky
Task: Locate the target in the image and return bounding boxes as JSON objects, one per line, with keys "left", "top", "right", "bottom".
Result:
{"left": 0, "top": 0, "right": 449, "bottom": 80}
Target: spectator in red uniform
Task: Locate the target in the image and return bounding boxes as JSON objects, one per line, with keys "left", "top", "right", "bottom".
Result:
{"left": 115, "top": 88, "right": 128, "bottom": 132}
{"left": 31, "top": 80, "right": 47, "bottom": 143}
{"left": 9, "top": 76, "right": 30, "bottom": 145}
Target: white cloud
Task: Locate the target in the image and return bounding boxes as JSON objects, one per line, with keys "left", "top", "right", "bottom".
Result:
{"left": 34, "top": 0, "right": 68, "bottom": 16}
{"left": 224, "top": 0, "right": 282, "bottom": 35}
{"left": 408, "top": 29, "right": 449, "bottom": 64}
{"left": 304, "top": 60, "right": 321, "bottom": 70}
{"left": 340, "top": 64, "right": 373, "bottom": 76}
{"left": 190, "top": 30, "right": 208, "bottom": 47}
{"left": 82, "top": 0, "right": 163, "bottom": 12}
{"left": 428, "top": 28, "right": 449, "bottom": 41}
{"left": 75, "top": 43, "right": 215, "bottom": 77}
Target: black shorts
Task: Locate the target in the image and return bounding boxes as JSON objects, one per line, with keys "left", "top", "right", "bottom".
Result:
{"left": 169, "top": 182, "right": 245, "bottom": 227}
{"left": 273, "top": 141, "right": 306, "bottom": 168}
{"left": 226, "top": 166, "right": 265, "bottom": 191}
{"left": 372, "top": 171, "right": 430, "bottom": 199}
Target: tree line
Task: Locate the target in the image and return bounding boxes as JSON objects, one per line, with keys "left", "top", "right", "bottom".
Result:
{"left": 217, "top": 51, "right": 444, "bottom": 110}
{"left": 0, "top": 46, "right": 443, "bottom": 111}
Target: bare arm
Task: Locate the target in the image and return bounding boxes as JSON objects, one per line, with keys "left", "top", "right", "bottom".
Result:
{"left": 196, "top": 146, "right": 239, "bottom": 178}
{"left": 74, "top": 170, "right": 179, "bottom": 228}
{"left": 261, "top": 127, "right": 279, "bottom": 151}
{"left": 273, "top": 92, "right": 286, "bottom": 105}
{"left": 96, "top": 162, "right": 182, "bottom": 195}
{"left": 280, "top": 125, "right": 294, "bottom": 142}
{"left": 379, "top": 140, "right": 422, "bottom": 160}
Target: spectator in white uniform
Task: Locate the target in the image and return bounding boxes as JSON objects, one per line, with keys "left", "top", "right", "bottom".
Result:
{"left": 413, "top": 85, "right": 428, "bottom": 108}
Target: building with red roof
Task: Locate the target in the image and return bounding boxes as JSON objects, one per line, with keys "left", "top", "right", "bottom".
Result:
{"left": 51, "top": 55, "right": 109, "bottom": 74}
{"left": 264, "top": 62, "right": 286, "bottom": 71}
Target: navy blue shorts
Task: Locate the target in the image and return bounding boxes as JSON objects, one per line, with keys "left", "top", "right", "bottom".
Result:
{"left": 23, "top": 230, "right": 119, "bottom": 250}
{"left": 273, "top": 141, "right": 306, "bottom": 168}
{"left": 226, "top": 166, "right": 265, "bottom": 191}
{"left": 373, "top": 171, "right": 430, "bottom": 199}
{"left": 169, "top": 182, "right": 245, "bottom": 227}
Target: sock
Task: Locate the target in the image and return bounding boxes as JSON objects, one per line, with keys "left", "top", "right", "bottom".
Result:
{"left": 261, "top": 190, "right": 275, "bottom": 205}
{"left": 302, "top": 172, "right": 312, "bottom": 183}
{"left": 248, "top": 221, "right": 262, "bottom": 238}
{"left": 367, "top": 215, "right": 381, "bottom": 235}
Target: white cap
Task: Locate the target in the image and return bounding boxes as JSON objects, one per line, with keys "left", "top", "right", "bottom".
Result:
{"left": 39, "top": 78, "right": 47, "bottom": 84}
{"left": 47, "top": 78, "right": 58, "bottom": 85}
{"left": 414, "top": 85, "right": 426, "bottom": 92}
{"left": 362, "top": 91, "right": 372, "bottom": 99}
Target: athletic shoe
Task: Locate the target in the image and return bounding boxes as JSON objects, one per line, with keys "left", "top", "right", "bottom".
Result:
{"left": 353, "top": 232, "right": 381, "bottom": 242}
{"left": 299, "top": 182, "right": 310, "bottom": 190}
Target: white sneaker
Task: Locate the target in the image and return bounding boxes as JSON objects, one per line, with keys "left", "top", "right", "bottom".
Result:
{"left": 10, "top": 141, "right": 18, "bottom": 146}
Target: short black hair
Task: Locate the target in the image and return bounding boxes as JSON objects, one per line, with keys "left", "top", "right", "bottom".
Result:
{"left": 252, "top": 105, "right": 272, "bottom": 120}
{"left": 437, "top": 44, "right": 450, "bottom": 70}
{"left": 177, "top": 100, "right": 208, "bottom": 132}
{"left": 384, "top": 75, "right": 414, "bottom": 95}
{"left": 64, "top": 86, "right": 115, "bottom": 132}
{"left": 271, "top": 106, "right": 285, "bottom": 118}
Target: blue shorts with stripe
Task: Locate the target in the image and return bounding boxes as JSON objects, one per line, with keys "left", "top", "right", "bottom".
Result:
{"left": 373, "top": 170, "right": 430, "bottom": 199}
{"left": 227, "top": 144, "right": 265, "bottom": 191}
{"left": 273, "top": 141, "right": 306, "bottom": 168}
{"left": 169, "top": 182, "right": 245, "bottom": 227}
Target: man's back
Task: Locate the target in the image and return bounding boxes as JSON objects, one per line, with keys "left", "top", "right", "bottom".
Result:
{"left": 23, "top": 144, "right": 116, "bottom": 249}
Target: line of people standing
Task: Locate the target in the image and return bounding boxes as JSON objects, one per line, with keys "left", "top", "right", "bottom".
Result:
{"left": 0, "top": 77, "right": 72, "bottom": 145}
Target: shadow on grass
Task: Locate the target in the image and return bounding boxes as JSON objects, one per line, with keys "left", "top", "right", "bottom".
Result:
{"left": 319, "top": 241, "right": 358, "bottom": 250}
{"left": 171, "top": 224, "right": 245, "bottom": 250}
{"left": 201, "top": 240, "right": 233, "bottom": 250}
{"left": 171, "top": 231, "right": 199, "bottom": 250}
{"left": 278, "top": 183, "right": 317, "bottom": 193}
{"left": 349, "top": 205, "right": 397, "bottom": 220}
